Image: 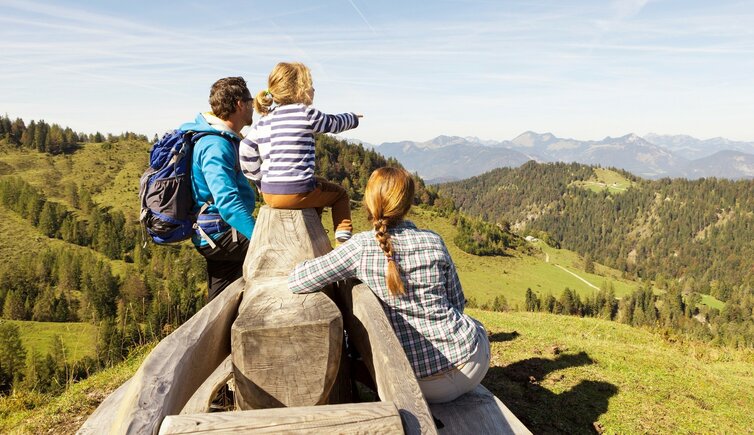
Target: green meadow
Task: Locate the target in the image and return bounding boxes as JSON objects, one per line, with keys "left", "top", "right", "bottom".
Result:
{"left": 3, "top": 320, "right": 98, "bottom": 362}
{"left": 0, "top": 141, "right": 743, "bottom": 434}
{"left": 571, "top": 167, "right": 635, "bottom": 194}
{"left": 476, "top": 309, "right": 754, "bottom": 434}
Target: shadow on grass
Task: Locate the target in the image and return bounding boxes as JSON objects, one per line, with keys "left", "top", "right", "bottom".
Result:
{"left": 484, "top": 351, "right": 618, "bottom": 434}
{"left": 488, "top": 330, "right": 520, "bottom": 343}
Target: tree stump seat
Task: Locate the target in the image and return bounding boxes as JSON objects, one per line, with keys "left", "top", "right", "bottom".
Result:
{"left": 232, "top": 207, "right": 343, "bottom": 410}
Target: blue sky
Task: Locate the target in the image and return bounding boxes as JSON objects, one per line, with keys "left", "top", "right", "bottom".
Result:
{"left": 1, "top": 0, "right": 753, "bottom": 143}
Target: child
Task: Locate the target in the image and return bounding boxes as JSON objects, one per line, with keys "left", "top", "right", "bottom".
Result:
{"left": 288, "top": 167, "right": 490, "bottom": 403}
{"left": 240, "top": 62, "right": 361, "bottom": 242}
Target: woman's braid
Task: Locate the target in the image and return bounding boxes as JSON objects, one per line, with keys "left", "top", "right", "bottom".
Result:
{"left": 374, "top": 218, "right": 394, "bottom": 260}
{"left": 373, "top": 217, "right": 405, "bottom": 296}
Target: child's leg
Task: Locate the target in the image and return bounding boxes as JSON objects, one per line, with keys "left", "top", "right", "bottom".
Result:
{"left": 314, "top": 179, "right": 352, "bottom": 235}
{"left": 262, "top": 181, "right": 351, "bottom": 234}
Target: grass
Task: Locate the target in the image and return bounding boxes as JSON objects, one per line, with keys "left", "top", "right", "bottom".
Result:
{"left": 4, "top": 320, "right": 98, "bottom": 362}
{"left": 572, "top": 167, "right": 634, "bottom": 194}
{"left": 0, "top": 343, "right": 154, "bottom": 435}
{"left": 6, "top": 310, "right": 754, "bottom": 434}
{"left": 474, "top": 309, "right": 754, "bottom": 434}
{"left": 0, "top": 208, "right": 50, "bottom": 263}
{"left": 699, "top": 293, "right": 725, "bottom": 311}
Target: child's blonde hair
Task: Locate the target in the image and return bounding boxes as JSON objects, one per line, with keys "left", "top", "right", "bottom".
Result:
{"left": 364, "top": 167, "right": 415, "bottom": 297}
{"left": 254, "top": 62, "right": 314, "bottom": 116}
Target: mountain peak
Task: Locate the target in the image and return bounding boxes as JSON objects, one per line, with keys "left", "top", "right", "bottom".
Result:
{"left": 422, "top": 135, "right": 474, "bottom": 148}
{"left": 512, "top": 131, "right": 558, "bottom": 147}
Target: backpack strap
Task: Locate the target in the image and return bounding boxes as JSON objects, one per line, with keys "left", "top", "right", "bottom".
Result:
{"left": 193, "top": 202, "right": 217, "bottom": 249}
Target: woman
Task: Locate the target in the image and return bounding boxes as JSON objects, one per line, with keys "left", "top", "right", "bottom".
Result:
{"left": 288, "top": 167, "right": 490, "bottom": 403}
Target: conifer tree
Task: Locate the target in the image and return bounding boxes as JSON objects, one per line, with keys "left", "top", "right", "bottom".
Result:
{"left": 0, "top": 322, "right": 27, "bottom": 393}
{"left": 2, "top": 290, "right": 25, "bottom": 320}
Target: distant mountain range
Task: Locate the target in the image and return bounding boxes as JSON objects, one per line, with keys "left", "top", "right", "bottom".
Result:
{"left": 350, "top": 133, "right": 754, "bottom": 182}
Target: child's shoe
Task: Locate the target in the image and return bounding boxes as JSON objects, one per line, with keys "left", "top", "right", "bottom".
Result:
{"left": 335, "top": 230, "right": 352, "bottom": 243}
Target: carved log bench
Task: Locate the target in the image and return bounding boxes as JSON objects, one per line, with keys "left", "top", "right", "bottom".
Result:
{"left": 78, "top": 206, "right": 529, "bottom": 435}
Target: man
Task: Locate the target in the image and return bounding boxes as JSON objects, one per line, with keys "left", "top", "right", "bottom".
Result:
{"left": 180, "top": 77, "right": 256, "bottom": 300}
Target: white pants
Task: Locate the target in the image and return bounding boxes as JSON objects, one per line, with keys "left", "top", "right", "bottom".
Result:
{"left": 417, "top": 321, "right": 491, "bottom": 403}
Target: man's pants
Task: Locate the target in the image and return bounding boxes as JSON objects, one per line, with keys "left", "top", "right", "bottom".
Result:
{"left": 197, "top": 230, "right": 249, "bottom": 301}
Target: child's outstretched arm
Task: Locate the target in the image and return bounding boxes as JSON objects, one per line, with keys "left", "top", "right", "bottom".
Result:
{"left": 306, "top": 107, "right": 360, "bottom": 134}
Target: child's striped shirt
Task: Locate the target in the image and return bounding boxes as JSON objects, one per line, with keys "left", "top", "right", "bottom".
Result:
{"left": 240, "top": 103, "right": 359, "bottom": 194}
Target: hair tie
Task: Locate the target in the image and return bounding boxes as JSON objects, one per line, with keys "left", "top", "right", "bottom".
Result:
{"left": 264, "top": 89, "right": 272, "bottom": 97}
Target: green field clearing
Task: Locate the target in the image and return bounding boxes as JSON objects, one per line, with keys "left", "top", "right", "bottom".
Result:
{"left": 699, "top": 293, "right": 725, "bottom": 310}
{"left": 572, "top": 167, "right": 634, "bottom": 194}
{"left": 0, "top": 208, "right": 51, "bottom": 263}
{"left": 3, "top": 320, "right": 98, "bottom": 362}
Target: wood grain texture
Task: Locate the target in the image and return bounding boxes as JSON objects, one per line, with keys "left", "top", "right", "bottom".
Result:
{"left": 233, "top": 207, "right": 343, "bottom": 409}
{"left": 78, "top": 277, "right": 245, "bottom": 435}
{"left": 242, "top": 206, "right": 332, "bottom": 284}
{"left": 158, "top": 402, "right": 402, "bottom": 434}
{"left": 180, "top": 355, "right": 233, "bottom": 415}
{"left": 430, "top": 384, "right": 532, "bottom": 435}
{"left": 333, "top": 281, "right": 437, "bottom": 435}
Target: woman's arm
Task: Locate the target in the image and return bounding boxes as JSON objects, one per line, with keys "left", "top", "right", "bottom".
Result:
{"left": 442, "top": 243, "right": 466, "bottom": 312}
{"left": 288, "top": 239, "right": 362, "bottom": 293}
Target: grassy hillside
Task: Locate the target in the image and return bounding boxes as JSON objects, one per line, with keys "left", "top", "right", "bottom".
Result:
{"left": 476, "top": 310, "right": 754, "bottom": 433}
{"left": 4, "top": 310, "right": 753, "bottom": 434}
{"left": 0, "top": 343, "right": 154, "bottom": 434}
{"left": 2, "top": 139, "right": 642, "bottom": 308}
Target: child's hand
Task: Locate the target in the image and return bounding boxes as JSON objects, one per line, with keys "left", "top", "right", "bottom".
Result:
{"left": 356, "top": 114, "right": 363, "bottom": 118}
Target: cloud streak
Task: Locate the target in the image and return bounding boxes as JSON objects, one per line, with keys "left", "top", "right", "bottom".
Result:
{"left": 1, "top": 0, "right": 753, "bottom": 142}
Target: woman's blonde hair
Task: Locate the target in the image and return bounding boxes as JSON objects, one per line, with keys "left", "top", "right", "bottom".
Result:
{"left": 364, "top": 167, "right": 415, "bottom": 297}
{"left": 254, "top": 62, "right": 313, "bottom": 116}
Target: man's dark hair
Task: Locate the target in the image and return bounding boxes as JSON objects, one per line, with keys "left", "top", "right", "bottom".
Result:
{"left": 209, "top": 77, "right": 251, "bottom": 120}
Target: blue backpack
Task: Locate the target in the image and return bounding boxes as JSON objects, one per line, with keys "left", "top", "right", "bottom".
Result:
{"left": 139, "top": 130, "right": 220, "bottom": 245}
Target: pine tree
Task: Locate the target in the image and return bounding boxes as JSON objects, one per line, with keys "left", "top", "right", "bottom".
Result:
{"left": 0, "top": 322, "right": 27, "bottom": 393}
{"left": 525, "top": 288, "right": 541, "bottom": 312}
{"left": 2, "top": 290, "right": 26, "bottom": 320}
{"left": 38, "top": 201, "right": 61, "bottom": 237}
{"left": 584, "top": 254, "right": 595, "bottom": 274}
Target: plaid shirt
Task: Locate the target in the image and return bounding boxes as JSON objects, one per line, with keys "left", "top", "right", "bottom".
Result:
{"left": 289, "top": 220, "right": 479, "bottom": 379}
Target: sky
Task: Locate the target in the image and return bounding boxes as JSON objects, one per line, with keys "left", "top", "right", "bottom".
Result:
{"left": 1, "top": 0, "right": 753, "bottom": 144}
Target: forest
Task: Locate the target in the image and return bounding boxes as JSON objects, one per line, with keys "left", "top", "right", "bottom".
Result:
{"left": 440, "top": 161, "right": 754, "bottom": 291}
{"left": 440, "top": 161, "right": 754, "bottom": 346}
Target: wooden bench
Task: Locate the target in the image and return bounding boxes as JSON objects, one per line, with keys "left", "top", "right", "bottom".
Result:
{"left": 78, "top": 206, "right": 530, "bottom": 435}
